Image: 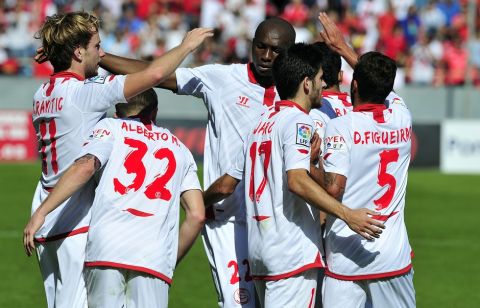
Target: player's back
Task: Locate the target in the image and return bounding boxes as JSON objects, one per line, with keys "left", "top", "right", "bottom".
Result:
{"left": 323, "top": 93, "right": 412, "bottom": 279}
{"left": 243, "top": 100, "right": 323, "bottom": 278}
{"left": 31, "top": 73, "right": 127, "bottom": 238}
{"left": 85, "top": 117, "right": 199, "bottom": 283}
{"left": 32, "top": 73, "right": 126, "bottom": 188}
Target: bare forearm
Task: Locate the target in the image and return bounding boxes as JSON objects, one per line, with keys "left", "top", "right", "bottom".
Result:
{"left": 310, "top": 163, "right": 326, "bottom": 189}
{"left": 338, "top": 45, "right": 359, "bottom": 68}
{"left": 203, "top": 174, "right": 239, "bottom": 207}
{"left": 100, "top": 53, "right": 149, "bottom": 75}
{"left": 288, "top": 171, "right": 348, "bottom": 221}
{"left": 36, "top": 158, "right": 96, "bottom": 216}
{"left": 177, "top": 217, "right": 204, "bottom": 265}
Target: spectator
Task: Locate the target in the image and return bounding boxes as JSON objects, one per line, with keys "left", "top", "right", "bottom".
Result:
{"left": 408, "top": 31, "right": 437, "bottom": 85}
{"left": 442, "top": 34, "right": 468, "bottom": 86}
{"left": 400, "top": 6, "right": 421, "bottom": 47}
{"left": 420, "top": 0, "right": 446, "bottom": 35}
{"left": 437, "top": 0, "right": 461, "bottom": 27}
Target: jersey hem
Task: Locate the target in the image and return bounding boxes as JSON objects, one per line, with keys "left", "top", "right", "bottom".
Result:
{"left": 325, "top": 263, "right": 412, "bottom": 281}
{"left": 34, "top": 226, "right": 89, "bottom": 243}
{"left": 252, "top": 253, "right": 324, "bottom": 281}
{"left": 85, "top": 261, "right": 173, "bottom": 285}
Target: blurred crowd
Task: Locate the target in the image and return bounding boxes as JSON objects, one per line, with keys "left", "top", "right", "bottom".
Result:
{"left": 1, "top": 0, "right": 479, "bottom": 87}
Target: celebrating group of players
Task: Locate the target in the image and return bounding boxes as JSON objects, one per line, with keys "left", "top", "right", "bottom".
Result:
{"left": 22, "top": 9, "right": 415, "bottom": 308}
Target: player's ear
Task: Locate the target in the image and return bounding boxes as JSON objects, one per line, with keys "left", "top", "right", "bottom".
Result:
{"left": 338, "top": 70, "right": 343, "bottom": 84}
{"left": 73, "top": 46, "right": 83, "bottom": 62}
{"left": 303, "top": 76, "right": 311, "bottom": 95}
{"left": 113, "top": 112, "right": 118, "bottom": 119}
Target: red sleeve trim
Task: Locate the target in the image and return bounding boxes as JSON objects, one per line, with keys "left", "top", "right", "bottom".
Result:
{"left": 34, "top": 226, "right": 89, "bottom": 243}
{"left": 325, "top": 263, "right": 412, "bottom": 281}
{"left": 85, "top": 261, "right": 172, "bottom": 285}
{"left": 252, "top": 252, "right": 324, "bottom": 281}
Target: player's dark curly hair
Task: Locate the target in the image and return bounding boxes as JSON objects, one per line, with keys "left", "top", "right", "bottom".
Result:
{"left": 353, "top": 52, "right": 396, "bottom": 104}
{"left": 273, "top": 43, "right": 323, "bottom": 100}
{"left": 312, "top": 42, "right": 341, "bottom": 89}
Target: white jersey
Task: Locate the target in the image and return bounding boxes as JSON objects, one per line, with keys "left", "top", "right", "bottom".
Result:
{"left": 176, "top": 63, "right": 280, "bottom": 221}
{"left": 32, "top": 72, "right": 127, "bottom": 238}
{"left": 229, "top": 100, "right": 324, "bottom": 279}
{"left": 322, "top": 92, "right": 413, "bottom": 280}
{"left": 79, "top": 117, "right": 201, "bottom": 284}
{"left": 309, "top": 90, "right": 353, "bottom": 146}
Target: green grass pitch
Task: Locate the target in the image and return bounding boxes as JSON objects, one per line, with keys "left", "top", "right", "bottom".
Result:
{"left": 1, "top": 163, "right": 479, "bottom": 307}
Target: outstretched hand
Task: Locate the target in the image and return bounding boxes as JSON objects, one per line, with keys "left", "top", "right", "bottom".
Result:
{"left": 34, "top": 47, "right": 48, "bottom": 64}
{"left": 181, "top": 28, "right": 214, "bottom": 53}
{"left": 23, "top": 212, "right": 45, "bottom": 256}
{"left": 318, "top": 12, "right": 348, "bottom": 54}
{"left": 343, "top": 207, "right": 385, "bottom": 240}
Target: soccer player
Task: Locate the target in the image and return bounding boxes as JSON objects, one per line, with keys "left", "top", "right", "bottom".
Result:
{"left": 27, "top": 11, "right": 211, "bottom": 308}
{"left": 203, "top": 43, "right": 385, "bottom": 308}
{"left": 318, "top": 13, "right": 415, "bottom": 308}
{"left": 24, "top": 89, "right": 205, "bottom": 307}
{"left": 98, "top": 17, "right": 297, "bottom": 307}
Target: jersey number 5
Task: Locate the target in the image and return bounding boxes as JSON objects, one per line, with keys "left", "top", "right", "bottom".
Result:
{"left": 248, "top": 140, "right": 272, "bottom": 202}
{"left": 113, "top": 137, "right": 176, "bottom": 201}
{"left": 374, "top": 148, "right": 399, "bottom": 210}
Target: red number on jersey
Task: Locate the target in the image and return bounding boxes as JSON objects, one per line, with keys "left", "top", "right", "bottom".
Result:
{"left": 228, "top": 260, "right": 241, "bottom": 285}
{"left": 39, "top": 119, "right": 58, "bottom": 175}
{"left": 144, "top": 148, "right": 176, "bottom": 200}
{"left": 114, "top": 137, "right": 147, "bottom": 195}
{"left": 114, "top": 137, "right": 176, "bottom": 201}
{"left": 248, "top": 140, "right": 272, "bottom": 202}
{"left": 228, "top": 259, "right": 253, "bottom": 285}
{"left": 374, "top": 149, "right": 399, "bottom": 210}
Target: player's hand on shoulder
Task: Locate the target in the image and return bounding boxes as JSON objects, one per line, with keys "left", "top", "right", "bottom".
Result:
{"left": 23, "top": 212, "right": 46, "bottom": 257}
{"left": 181, "top": 28, "right": 214, "bottom": 53}
{"left": 343, "top": 207, "right": 385, "bottom": 241}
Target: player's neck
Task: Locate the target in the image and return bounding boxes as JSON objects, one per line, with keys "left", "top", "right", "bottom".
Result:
{"left": 324, "top": 85, "right": 341, "bottom": 93}
{"left": 252, "top": 68, "right": 274, "bottom": 88}
{"left": 289, "top": 95, "right": 311, "bottom": 113}
{"left": 66, "top": 62, "right": 86, "bottom": 79}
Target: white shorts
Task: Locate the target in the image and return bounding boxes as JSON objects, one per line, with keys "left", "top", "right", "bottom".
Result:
{"left": 322, "top": 270, "right": 415, "bottom": 308}
{"left": 202, "top": 219, "right": 256, "bottom": 307}
{"left": 85, "top": 267, "right": 169, "bottom": 308}
{"left": 254, "top": 269, "right": 318, "bottom": 308}
{"left": 35, "top": 233, "right": 88, "bottom": 308}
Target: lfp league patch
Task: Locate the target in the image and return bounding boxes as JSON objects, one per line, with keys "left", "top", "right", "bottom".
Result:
{"left": 85, "top": 76, "right": 106, "bottom": 84}
{"left": 296, "top": 123, "right": 312, "bottom": 147}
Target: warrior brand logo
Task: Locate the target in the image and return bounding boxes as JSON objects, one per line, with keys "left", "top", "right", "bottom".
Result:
{"left": 296, "top": 123, "right": 312, "bottom": 147}
{"left": 237, "top": 95, "right": 250, "bottom": 108}
{"left": 234, "top": 288, "right": 251, "bottom": 304}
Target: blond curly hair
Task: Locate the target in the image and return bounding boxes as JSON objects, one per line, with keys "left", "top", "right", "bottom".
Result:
{"left": 36, "top": 12, "right": 100, "bottom": 72}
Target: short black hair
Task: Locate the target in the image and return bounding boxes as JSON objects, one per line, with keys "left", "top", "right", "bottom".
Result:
{"left": 312, "top": 42, "right": 341, "bottom": 88}
{"left": 353, "top": 52, "right": 396, "bottom": 104}
{"left": 272, "top": 43, "right": 323, "bottom": 100}
{"left": 254, "top": 17, "right": 296, "bottom": 47}
{"left": 115, "top": 88, "right": 158, "bottom": 118}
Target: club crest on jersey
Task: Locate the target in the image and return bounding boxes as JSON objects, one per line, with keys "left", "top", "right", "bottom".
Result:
{"left": 296, "top": 123, "right": 312, "bottom": 147}
{"left": 236, "top": 95, "right": 250, "bottom": 108}
{"left": 233, "top": 288, "right": 251, "bottom": 305}
{"left": 85, "top": 76, "right": 106, "bottom": 84}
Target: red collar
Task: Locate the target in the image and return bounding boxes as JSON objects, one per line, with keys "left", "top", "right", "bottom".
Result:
{"left": 274, "top": 100, "right": 309, "bottom": 114}
{"left": 50, "top": 71, "right": 85, "bottom": 81}
{"left": 353, "top": 103, "right": 386, "bottom": 112}
{"left": 322, "top": 90, "right": 348, "bottom": 97}
{"left": 247, "top": 63, "right": 274, "bottom": 89}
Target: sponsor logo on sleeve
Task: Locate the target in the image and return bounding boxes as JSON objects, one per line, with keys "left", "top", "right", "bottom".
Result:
{"left": 89, "top": 128, "right": 111, "bottom": 140}
{"left": 325, "top": 135, "right": 346, "bottom": 151}
{"left": 296, "top": 123, "right": 312, "bottom": 147}
{"left": 85, "top": 76, "right": 106, "bottom": 84}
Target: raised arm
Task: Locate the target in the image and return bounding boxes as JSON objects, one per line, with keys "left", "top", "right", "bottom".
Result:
{"left": 287, "top": 169, "right": 384, "bottom": 240}
{"left": 177, "top": 189, "right": 206, "bottom": 265}
{"left": 123, "top": 27, "right": 213, "bottom": 99}
{"left": 100, "top": 53, "right": 178, "bottom": 91}
{"left": 23, "top": 154, "right": 100, "bottom": 256}
{"left": 318, "top": 12, "right": 359, "bottom": 68}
